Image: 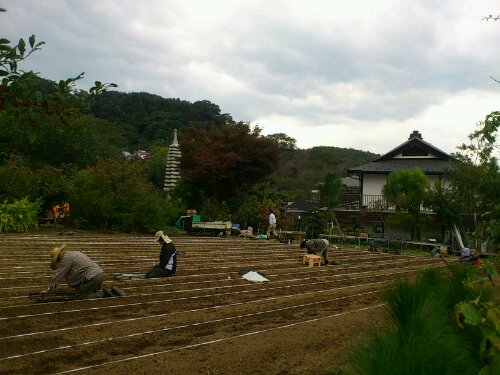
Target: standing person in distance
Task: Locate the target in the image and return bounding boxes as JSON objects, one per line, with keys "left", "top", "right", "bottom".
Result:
{"left": 145, "top": 231, "right": 177, "bottom": 278}
{"left": 267, "top": 209, "right": 278, "bottom": 239}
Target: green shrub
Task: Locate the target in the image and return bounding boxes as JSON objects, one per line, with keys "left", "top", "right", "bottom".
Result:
{"left": 230, "top": 195, "right": 261, "bottom": 230}
{"left": 68, "top": 158, "right": 182, "bottom": 232}
{"left": 0, "top": 198, "right": 41, "bottom": 232}
{"left": 0, "top": 157, "right": 71, "bottom": 210}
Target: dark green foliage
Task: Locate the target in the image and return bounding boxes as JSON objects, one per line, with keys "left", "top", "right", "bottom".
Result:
{"left": 0, "top": 113, "right": 125, "bottom": 168}
{"left": 272, "top": 146, "right": 377, "bottom": 198}
{"left": 144, "top": 146, "right": 169, "bottom": 189}
{"left": 319, "top": 172, "right": 342, "bottom": 208}
{"left": 384, "top": 277, "right": 429, "bottom": 327}
{"left": 229, "top": 193, "right": 263, "bottom": 230}
{"left": 474, "top": 159, "right": 500, "bottom": 245}
{"left": 90, "top": 92, "right": 232, "bottom": 149}
{"left": 424, "top": 180, "right": 463, "bottom": 228}
{"left": 383, "top": 168, "right": 429, "bottom": 213}
{"left": 383, "top": 168, "right": 429, "bottom": 240}
{"left": 68, "top": 158, "right": 182, "bottom": 232}
{"left": 0, "top": 157, "right": 70, "bottom": 210}
{"left": 198, "top": 200, "right": 231, "bottom": 222}
{"left": 303, "top": 207, "right": 324, "bottom": 238}
{"left": 170, "top": 179, "right": 203, "bottom": 210}
{"left": 343, "top": 214, "right": 365, "bottom": 235}
{"left": 348, "top": 316, "right": 476, "bottom": 375}
{"left": 445, "top": 113, "right": 500, "bottom": 247}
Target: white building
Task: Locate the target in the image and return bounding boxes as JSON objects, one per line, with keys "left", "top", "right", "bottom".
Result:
{"left": 347, "top": 130, "right": 451, "bottom": 209}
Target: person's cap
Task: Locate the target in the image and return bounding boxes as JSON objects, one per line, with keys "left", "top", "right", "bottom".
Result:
{"left": 154, "top": 231, "right": 172, "bottom": 244}
{"left": 50, "top": 244, "right": 67, "bottom": 270}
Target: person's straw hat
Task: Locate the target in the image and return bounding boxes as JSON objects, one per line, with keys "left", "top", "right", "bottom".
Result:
{"left": 154, "top": 231, "right": 172, "bottom": 244}
{"left": 50, "top": 244, "right": 67, "bottom": 270}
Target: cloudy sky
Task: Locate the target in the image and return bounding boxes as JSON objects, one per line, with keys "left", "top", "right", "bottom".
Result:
{"left": 3, "top": 1, "right": 499, "bottom": 154}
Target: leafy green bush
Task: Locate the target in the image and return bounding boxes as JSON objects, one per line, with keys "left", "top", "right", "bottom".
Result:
{"left": 0, "top": 198, "right": 41, "bottom": 232}
{"left": 68, "top": 158, "right": 182, "bottom": 232}
{"left": 303, "top": 207, "right": 324, "bottom": 238}
{"left": 232, "top": 199, "right": 262, "bottom": 230}
{"left": 453, "top": 263, "right": 499, "bottom": 375}
{"left": 0, "top": 157, "right": 71, "bottom": 210}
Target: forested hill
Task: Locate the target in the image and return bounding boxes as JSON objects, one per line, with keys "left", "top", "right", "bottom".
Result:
{"left": 90, "top": 91, "right": 233, "bottom": 149}
{"left": 272, "top": 147, "right": 378, "bottom": 199}
{"left": 90, "top": 90, "right": 378, "bottom": 198}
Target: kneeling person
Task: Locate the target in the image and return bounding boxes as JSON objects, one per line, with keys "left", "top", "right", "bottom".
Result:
{"left": 145, "top": 231, "right": 177, "bottom": 278}
{"left": 45, "top": 245, "right": 112, "bottom": 299}
{"left": 300, "top": 238, "right": 329, "bottom": 265}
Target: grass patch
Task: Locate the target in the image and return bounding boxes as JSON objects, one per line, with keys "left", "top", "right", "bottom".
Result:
{"left": 333, "top": 266, "right": 498, "bottom": 375}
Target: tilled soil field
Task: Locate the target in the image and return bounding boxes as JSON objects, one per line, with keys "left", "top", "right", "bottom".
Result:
{"left": 0, "top": 232, "right": 447, "bottom": 375}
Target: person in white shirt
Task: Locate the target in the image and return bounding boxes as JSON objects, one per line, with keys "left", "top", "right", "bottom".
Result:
{"left": 266, "top": 210, "right": 278, "bottom": 239}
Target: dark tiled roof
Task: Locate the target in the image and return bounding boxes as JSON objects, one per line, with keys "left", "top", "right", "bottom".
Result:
{"left": 348, "top": 131, "right": 452, "bottom": 175}
{"left": 375, "top": 137, "right": 449, "bottom": 162}
{"left": 284, "top": 199, "right": 320, "bottom": 212}
{"left": 348, "top": 159, "right": 451, "bottom": 174}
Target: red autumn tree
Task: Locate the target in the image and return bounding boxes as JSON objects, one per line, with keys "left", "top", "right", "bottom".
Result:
{"left": 180, "top": 122, "right": 280, "bottom": 201}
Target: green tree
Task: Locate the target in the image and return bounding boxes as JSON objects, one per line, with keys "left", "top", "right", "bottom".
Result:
{"left": 0, "top": 157, "right": 71, "bottom": 212}
{"left": 424, "top": 180, "right": 462, "bottom": 236}
{"left": 383, "top": 168, "right": 429, "bottom": 240}
{"left": 0, "top": 9, "right": 116, "bottom": 140}
{"left": 90, "top": 93, "right": 232, "bottom": 149}
{"left": 230, "top": 193, "right": 262, "bottom": 230}
{"left": 318, "top": 172, "right": 342, "bottom": 237}
{"left": 271, "top": 146, "right": 378, "bottom": 199}
{"left": 180, "top": 122, "right": 280, "bottom": 202}
{"left": 318, "top": 172, "right": 341, "bottom": 209}
{"left": 445, "top": 113, "right": 500, "bottom": 248}
{"left": 267, "top": 133, "right": 297, "bottom": 151}
{"left": 69, "top": 158, "right": 178, "bottom": 232}
{"left": 303, "top": 207, "right": 324, "bottom": 239}
{"left": 145, "top": 145, "right": 169, "bottom": 189}
{"left": 0, "top": 113, "right": 125, "bottom": 168}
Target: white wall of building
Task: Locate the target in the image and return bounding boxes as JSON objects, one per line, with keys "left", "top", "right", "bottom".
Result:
{"left": 363, "top": 173, "right": 447, "bottom": 196}
{"left": 363, "top": 174, "right": 387, "bottom": 195}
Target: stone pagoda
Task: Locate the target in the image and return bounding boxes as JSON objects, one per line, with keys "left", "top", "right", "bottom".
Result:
{"left": 163, "top": 129, "right": 181, "bottom": 194}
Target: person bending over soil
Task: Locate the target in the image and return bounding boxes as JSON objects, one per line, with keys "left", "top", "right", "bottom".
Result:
{"left": 43, "top": 245, "right": 125, "bottom": 299}
{"left": 300, "top": 238, "right": 329, "bottom": 265}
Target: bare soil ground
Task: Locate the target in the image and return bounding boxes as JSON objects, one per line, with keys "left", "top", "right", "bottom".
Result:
{"left": 0, "top": 231, "right": 447, "bottom": 375}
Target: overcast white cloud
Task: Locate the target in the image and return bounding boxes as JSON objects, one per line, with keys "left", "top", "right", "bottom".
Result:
{"left": 2, "top": 0, "right": 499, "bottom": 154}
